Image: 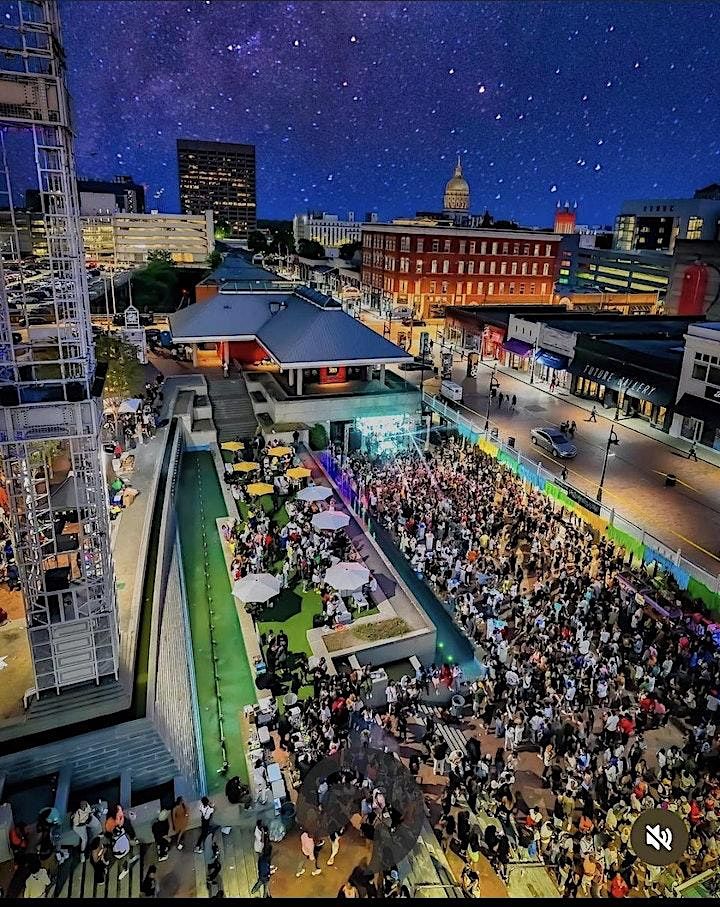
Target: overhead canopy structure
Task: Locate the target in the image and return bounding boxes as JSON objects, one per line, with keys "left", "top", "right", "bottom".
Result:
{"left": 312, "top": 511, "right": 350, "bottom": 531}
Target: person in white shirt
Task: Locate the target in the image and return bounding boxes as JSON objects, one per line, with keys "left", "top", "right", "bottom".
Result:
{"left": 194, "top": 797, "right": 215, "bottom": 853}
{"left": 253, "top": 761, "right": 269, "bottom": 805}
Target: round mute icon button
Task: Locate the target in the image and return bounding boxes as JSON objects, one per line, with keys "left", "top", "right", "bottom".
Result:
{"left": 630, "top": 808, "right": 689, "bottom": 867}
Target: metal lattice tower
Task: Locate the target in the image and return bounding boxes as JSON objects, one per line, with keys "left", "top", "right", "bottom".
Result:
{"left": 0, "top": 0, "right": 118, "bottom": 694}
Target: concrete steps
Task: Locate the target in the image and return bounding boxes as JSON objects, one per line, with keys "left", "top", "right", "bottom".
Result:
{"left": 54, "top": 842, "right": 153, "bottom": 898}
{"left": 207, "top": 376, "right": 259, "bottom": 442}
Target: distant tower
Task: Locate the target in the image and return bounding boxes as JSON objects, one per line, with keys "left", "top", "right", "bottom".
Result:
{"left": 554, "top": 200, "right": 577, "bottom": 234}
{"left": 443, "top": 157, "right": 470, "bottom": 213}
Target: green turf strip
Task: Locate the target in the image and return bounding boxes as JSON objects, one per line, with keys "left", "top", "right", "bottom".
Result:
{"left": 177, "top": 452, "right": 256, "bottom": 791}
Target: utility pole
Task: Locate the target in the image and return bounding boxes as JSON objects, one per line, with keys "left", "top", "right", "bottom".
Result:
{"left": 597, "top": 427, "right": 620, "bottom": 502}
{"left": 485, "top": 367, "right": 500, "bottom": 433}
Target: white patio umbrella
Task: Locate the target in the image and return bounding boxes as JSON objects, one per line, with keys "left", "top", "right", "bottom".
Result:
{"left": 312, "top": 510, "right": 350, "bottom": 531}
{"left": 296, "top": 485, "right": 333, "bottom": 502}
{"left": 324, "top": 562, "right": 370, "bottom": 592}
{"left": 232, "top": 572, "right": 281, "bottom": 603}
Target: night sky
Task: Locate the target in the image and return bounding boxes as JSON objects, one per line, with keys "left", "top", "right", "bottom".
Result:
{"left": 58, "top": 0, "right": 720, "bottom": 226}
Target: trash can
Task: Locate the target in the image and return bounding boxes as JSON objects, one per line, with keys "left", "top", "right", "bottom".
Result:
{"left": 507, "top": 436, "right": 515, "bottom": 449}
{"left": 665, "top": 473, "right": 677, "bottom": 488}
{"left": 451, "top": 694, "right": 465, "bottom": 719}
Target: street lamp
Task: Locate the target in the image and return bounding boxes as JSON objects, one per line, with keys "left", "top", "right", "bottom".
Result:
{"left": 596, "top": 427, "right": 620, "bottom": 502}
{"left": 485, "top": 367, "right": 500, "bottom": 432}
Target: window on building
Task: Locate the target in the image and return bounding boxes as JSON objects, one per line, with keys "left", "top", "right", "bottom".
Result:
{"left": 491, "top": 242, "right": 498, "bottom": 255}
{"left": 519, "top": 283, "right": 525, "bottom": 294}
{"left": 416, "top": 238, "right": 424, "bottom": 252}
{"left": 693, "top": 361, "right": 709, "bottom": 380}
{"left": 443, "top": 239, "right": 451, "bottom": 252}
{"left": 399, "top": 279, "right": 408, "bottom": 292}
{"left": 432, "top": 239, "right": 440, "bottom": 252}
{"left": 523, "top": 244, "right": 530, "bottom": 255}
{"left": 500, "top": 261, "right": 507, "bottom": 275}
{"left": 531, "top": 262, "right": 538, "bottom": 275}
{"left": 442, "top": 259, "right": 450, "bottom": 273}
{"left": 521, "top": 262, "right": 528, "bottom": 275}
{"left": 458, "top": 260, "right": 465, "bottom": 274}
{"left": 478, "top": 281, "right": 484, "bottom": 295}
{"left": 400, "top": 235, "right": 410, "bottom": 251}
{"left": 478, "top": 241, "right": 485, "bottom": 255}
{"left": 416, "top": 259, "right": 423, "bottom": 273}
{"left": 429, "top": 281, "right": 436, "bottom": 293}
{"left": 509, "top": 282, "right": 515, "bottom": 294}
{"left": 530, "top": 283, "right": 536, "bottom": 294}
{"left": 479, "top": 260, "right": 486, "bottom": 274}
{"left": 488, "top": 282, "right": 495, "bottom": 295}
{"left": 385, "top": 237, "right": 396, "bottom": 251}
{"left": 466, "top": 281, "right": 473, "bottom": 294}
{"left": 545, "top": 243, "right": 553, "bottom": 257}
{"left": 534, "top": 243, "right": 540, "bottom": 256}
{"left": 459, "top": 240, "right": 466, "bottom": 254}
{"left": 441, "top": 281, "right": 448, "bottom": 293}
{"left": 541, "top": 282, "right": 547, "bottom": 295}
{"left": 499, "top": 282, "right": 505, "bottom": 294}
{"left": 511, "top": 261, "right": 518, "bottom": 275}
{"left": 542, "top": 263, "right": 550, "bottom": 276}
{"left": 687, "top": 216, "right": 704, "bottom": 240}
{"left": 489, "top": 261, "right": 496, "bottom": 274}
{"left": 468, "top": 261, "right": 475, "bottom": 274}
{"left": 431, "top": 259, "right": 438, "bottom": 273}
{"left": 502, "top": 242, "right": 509, "bottom": 254}
{"left": 513, "top": 243, "right": 520, "bottom": 255}
{"left": 399, "top": 257, "right": 410, "bottom": 272}
{"left": 469, "top": 241, "right": 477, "bottom": 254}
{"left": 709, "top": 365, "right": 720, "bottom": 386}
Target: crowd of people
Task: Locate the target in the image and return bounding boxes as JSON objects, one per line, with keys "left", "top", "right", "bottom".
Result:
{"left": 322, "top": 435, "right": 720, "bottom": 897}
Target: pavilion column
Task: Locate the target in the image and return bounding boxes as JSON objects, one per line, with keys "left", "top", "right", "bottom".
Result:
{"left": 297, "top": 368, "right": 303, "bottom": 396}
{"left": 288, "top": 368, "right": 295, "bottom": 388}
{"left": 366, "top": 365, "right": 373, "bottom": 381}
{"left": 379, "top": 364, "right": 386, "bottom": 386}
{"left": 191, "top": 344, "right": 198, "bottom": 367}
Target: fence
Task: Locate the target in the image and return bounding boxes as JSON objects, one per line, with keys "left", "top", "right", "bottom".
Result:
{"left": 423, "top": 391, "right": 720, "bottom": 613}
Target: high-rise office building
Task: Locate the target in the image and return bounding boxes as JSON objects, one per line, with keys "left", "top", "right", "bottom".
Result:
{"left": 177, "top": 138, "right": 256, "bottom": 238}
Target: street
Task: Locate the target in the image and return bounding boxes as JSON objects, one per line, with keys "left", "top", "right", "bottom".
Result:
{"left": 359, "top": 310, "right": 720, "bottom": 578}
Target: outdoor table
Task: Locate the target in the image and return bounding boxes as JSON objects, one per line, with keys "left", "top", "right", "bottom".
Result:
{"left": 266, "top": 763, "right": 283, "bottom": 784}
{"left": 258, "top": 726, "right": 271, "bottom": 745}
{"left": 271, "top": 779, "right": 287, "bottom": 800}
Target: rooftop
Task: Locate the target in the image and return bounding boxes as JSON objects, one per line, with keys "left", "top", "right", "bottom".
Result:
{"left": 170, "top": 287, "right": 412, "bottom": 367}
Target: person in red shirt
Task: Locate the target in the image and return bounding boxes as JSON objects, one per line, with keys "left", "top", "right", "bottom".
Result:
{"left": 619, "top": 714, "right": 635, "bottom": 741}
{"left": 609, "top": 872, "right": 629, "bottom": 899}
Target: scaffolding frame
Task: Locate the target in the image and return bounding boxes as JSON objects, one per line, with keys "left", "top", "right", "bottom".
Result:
{"left": 0, "top": 0, "right": 118, "bottom": 694}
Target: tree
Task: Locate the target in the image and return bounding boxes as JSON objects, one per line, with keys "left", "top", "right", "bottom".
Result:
{"left": 338, "top": 241, "right": 362, "bottom": 260}
{"left": 247, "top": 231, "right": 268, "bottom": 254}
{"left": 207, "top": 249, "right": 223, "bottom": 270}
{"left": 29, "top": 439, "right": 64, "bottom": 480}
{"left": 95, "top": 333, "right": 145, "bottom": 436}
{"left": 214, "top": 220, "right": 232, "bottom": 240}
{"left": 146, "top": 249, "right": 173, "bottom": 264}
{"left": 297, "top": 238, "right": 325, "bottom": 259}
{"left": 132, "top": 258, "right": 179, "bottom": 312}
{"left": 258, "top": 219, "right": 296, "bottom": 256}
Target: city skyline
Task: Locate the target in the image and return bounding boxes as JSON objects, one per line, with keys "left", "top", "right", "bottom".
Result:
{"left": 60, "top": 0, "right": 720, "bottom": 225}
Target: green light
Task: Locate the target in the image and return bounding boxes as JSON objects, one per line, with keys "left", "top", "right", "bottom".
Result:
{"left": 438, "top": 642, "right": 444, "bottom": 648}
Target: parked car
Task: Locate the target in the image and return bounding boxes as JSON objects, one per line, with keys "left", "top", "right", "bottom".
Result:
{"left": 530, "top": 427, "right": 577, "bottom": 458}
{"left": 401, "top": 317, "right": 426, "bottom": 326}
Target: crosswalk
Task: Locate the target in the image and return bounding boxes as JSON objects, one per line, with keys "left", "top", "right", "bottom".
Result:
{"left": 415, "top": 704, "right": 469, "bottom": 753}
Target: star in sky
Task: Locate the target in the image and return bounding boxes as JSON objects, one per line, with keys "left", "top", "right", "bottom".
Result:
{"left": 56, "top": 0, "right": 720, "bottom": 225}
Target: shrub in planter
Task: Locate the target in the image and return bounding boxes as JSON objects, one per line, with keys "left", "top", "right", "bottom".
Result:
{"left": 308, "top": 423, "right": 328, "bottom": 451}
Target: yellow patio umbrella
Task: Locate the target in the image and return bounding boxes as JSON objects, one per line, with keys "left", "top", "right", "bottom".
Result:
{"left": 286, "top": 466, "right": 311, "bottom": 480}
{"left": 220, "top": 440, "right": 244, "bottom": 452}
{"left": 247, "top": 482, "right": 274, "bottom": 497}
{"left": 268, "top": 446, "right": 293, "bottom": 457}
{"left": 233, "top": 461, "right": 259, "bottom": 473}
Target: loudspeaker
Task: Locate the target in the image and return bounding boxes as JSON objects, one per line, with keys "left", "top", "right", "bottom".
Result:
{"left": 66, "top": 381, "right": 85, "bottom": 402}
{"left": 0, "top": 385, "right": 19, "bottom": 407}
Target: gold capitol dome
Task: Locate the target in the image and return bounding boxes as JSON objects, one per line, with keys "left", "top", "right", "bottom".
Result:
{"left": 443, "top": 156, "right": 470, "bottom": 212}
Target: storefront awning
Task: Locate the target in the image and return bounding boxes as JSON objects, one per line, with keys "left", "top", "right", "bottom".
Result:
{"left": 502, "top": 338, "right": 533, "bottom": 357}
{"left": 535, "top": 349, "right": 569, "bottom": 370}
{"left": 568, "top": 358, "right": 676, "bottom": 406}
{"left": 674, "top": 393, "right": 720, "bottom": 428}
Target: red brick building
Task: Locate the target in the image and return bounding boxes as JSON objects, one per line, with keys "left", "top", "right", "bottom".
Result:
{"left": 361, "top": 223, "right": 562, "bottom": 318}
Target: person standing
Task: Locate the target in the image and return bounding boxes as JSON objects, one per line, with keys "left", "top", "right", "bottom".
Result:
{"left": 511, "top": 394, "right": 517, "bottom": 412}
{"left": 90, "top": 835, "right": 110, "bottom": 887}
{"left": 194, "top": 796, "right": 216, "bottom": 854}
{"left": 151, "top": 809, "right": 172, "bottom": 862}
{"left": 327, "top": 830, "right": 342, "bottom": 866}
{"left": 253, "top": 761, "right": 269, "bottom": 806}
{"left": 206, "top": 841, "right": 223, "bottom": 893}
{"left": 296, "top": 829, "right": 322, "bottom": 877}
{"left": 23, "top": 856, "right": 51, "bottom": 898}
{"left": 586, "top": 406, "right": 597, "bottom": 422}
{"left": 688, "top": 442, "right": 698, "bottom": 461}
{"left": 171, "top": 796, "right": 189, "bottom": 851}
{"left": 71, "top": 801, "right": 96, "bottom": 863}
{"left": 250, "top": 844, "right": 273, "bottom": 897}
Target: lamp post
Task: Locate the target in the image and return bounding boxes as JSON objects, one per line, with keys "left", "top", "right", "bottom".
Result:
{"left": 529, "top": 338, "right": 537, "bottom": 385}
{"left": 485, "top": 367, "right": 499, "bottom": 433}
{"left": 596, "top": 427, "right": 620, "bottom": 503}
